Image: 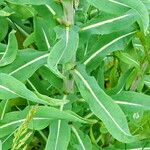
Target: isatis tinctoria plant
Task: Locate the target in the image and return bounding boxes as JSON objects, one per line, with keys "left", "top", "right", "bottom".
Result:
{"left": 1, "top": 0, "right": 150, "bottom": 149}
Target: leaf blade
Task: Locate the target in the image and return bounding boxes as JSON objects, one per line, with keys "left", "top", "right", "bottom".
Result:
{"left": 73, "top": 65, "right": 135, "bottom": 143}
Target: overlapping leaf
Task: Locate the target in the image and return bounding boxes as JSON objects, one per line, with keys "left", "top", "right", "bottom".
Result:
{"left": 112, "top": 91, "right": 150, "bottom": 112}
{"left": 83, "top": 31, "right": 135, "bottom": 71}
{"left": 73, "top": 65, "right": 135, "bottom": 143}
{"left": 0, "top": 30, "right": 18, "bottom": 67}
{"left": 0, "top": 106, "right": 92, "bottom": 138}
{"left": 0, "top": 49, "right": 48, "bottom": 81}
{"left": 86, "top": 0, "right": 149, "bottom": 33}
{"left": 47, "top": 27, "right": 79, "bottom": 78}
{"left": 0, "top": 73, "right": 49, "bottom": 105}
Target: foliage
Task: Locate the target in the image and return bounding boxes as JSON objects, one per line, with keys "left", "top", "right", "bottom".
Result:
{"left": 0, "top": 0, "right": 150, "bottom": 149}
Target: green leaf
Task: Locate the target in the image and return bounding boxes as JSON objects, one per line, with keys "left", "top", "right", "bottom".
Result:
{"left": 0, "top": 100, "right": 9, "bottom": 120}
{"left": 71, "top": 126, "right": 92, "bottom": 150}
{"left": 7, "top": 3, "right": 36, "bottom": 19}
{"left": 6, "top": 0, "right": 62, "bottom": 16}
{"left": 0, "top": 18, "right": 8, "bottom": 42}
{"left": 86, "top": 0, "right": 129, "bottom": 15}
{"left": 34, "top": 17, "right": 51, "bottom": 50}
{"left": 106, "top": 68, "right": 133, "bottom": 95}
{"left": 73, "top": 65, "right": 135, "bottom": 143}
{"left": 0, "top": 73, "right": 49, "bottom": 105}
{"left": 0, "top": 30, "right": 18, "bottom": 67}
{"left": 115, "top": 51, "right": 140, "bottom": 69}
{"left": 6, "top": 0, "right": 52, "bottom": 6}
{"left": 23, "top": 32, "right": 35, "bottom": 47}
{"left": 112, "top": 91, "right": 150, "bottom": 112}
{"left": 80, "top": 12, "right": 136, "bottom": 34}
{"left": 144, "top": 75, "right": 150, "bottom": 88}
{"left": 0, "top": 141, "right": 2, "bottom": 150}
{"left": 47, "top": 38, "right": 66, "bottom": 78}
{"left": 0, "top": 10, "right": 13, "bottom": 17}
{"left": 83, "top": 31, "right": 135, "bottom": 71}
{"left": 47, "top": 27, "right": 79, "bottom": 78}
{"left": 0, "top": 106, "right": 92, "bottom": 138}
{"left": 0, "top": 49, "right": 48, "bottom": 81}
{"left": 45, "top": 120, "right": 70, "bottom": 150}
{"left": 86, "top": 0, "right": 149, "bottom": 33}
{"left": 38, "top": 66, "right": 63, "bottom": 91}
{"left": 60, "top": 28, "right": 79, "bottom": 64}
{"left": 35, "top": 91, "right": 69, "bottom": 107}
{"left": 45, "top": 95, "right": 70, "bottom": 150}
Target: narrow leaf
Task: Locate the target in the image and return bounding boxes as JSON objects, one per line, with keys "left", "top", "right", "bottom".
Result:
{"left": 47, "top": 27, "right": 79, "bottom": 78}
{"left": 112, "top": 91, "right": 150, "bottom": 112}
{"left": 83, "top": 31, "right": 135, "bottom": 71}
{"left": 115, "top": 52, "right": 140, "bottom": 69}
{"left": 45, "top": 120, "right": 70, "bottom": 150}
{"left": 0, "top": 30, "right": 18, "bottom": 67}
{"left": 71, "top": 126, "right": 92, "bottom": 150}
{"left": 80, "top": 12, "right": 136, "bottom": 34}
{"left": 87, "top": 0, "right": 149, "bottom": 33}
{"left": 0, "top": 73, "right": 49, "bottom": 105}
{"left": 0, "top": 49, "right": 48, "bottom": 81}
{"left": 35, "top": 91, "right": 69, "bottom": 107}
{"left": 0, "top": 106, "right": 92, "bottom": 138}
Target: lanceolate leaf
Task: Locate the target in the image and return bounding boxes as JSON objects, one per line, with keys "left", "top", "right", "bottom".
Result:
{"left": 1, "top": 0, "right": 150, "bottom": 148}
{"left": 80, "top": 12, "right": 136, "bottom": 34}
{"left": 71, "top": 126, "right": 92, "bottom": 150}
{"left": 34, "top": 17, "right": 51, "bottom": 50}
{"left": 115, "top": 52, "right": 140, "bottom": 69}
{"left": 0, "top": 100, "right": 9, "bottom": 120}
{"left": 47, "top": 38, "right": 66, "bottom": 78}
{"left": 112, "top": 91, "right": 150, "bottom": 112}
{"left": 87, "top": 0, "right": 149, "bottom": 33}
{"left": 45, "top": 95, "right": 70, "bottom": 150}
{"left": 86, "top": 0, "right": 129, "bottom": 15}
{"left": 73, "top": 65, "right": 135, "bottom": 143}
{"left": 6, "top": 0, "right": 54, "bottom": 6}
{"left": 45, "top": 120, "right": 70, "bottom": 150}
{"left": 38, "top": 66, "right": 63, "bottom": 91}
{"left": 35, "top": 91, "right": 69, "bottom": 107}
{"left": 0, "top": 18, "right": 8, "bottom": 42}
{"left": 0, "top": 73, "right": 50, "bottom": 105}
{"left": 61, "top": 28, "right": 79, "bottom": 63}
{"left": 83, "top": 31, "right": 135, "bottom": 71}
{"left": 45, "top": 96, "right": 69, "bottom": 150}
{"left": 0, "top": 49, "right": 49, "bottom": 81}
{"left": 0, "top": 30, "right": 18, "bottom": 67}
{"left": 144, "top": 75, "right": 150, "bottom": 87}
{"left": 47, "top": 27, "right": 79, "bottom": 78}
